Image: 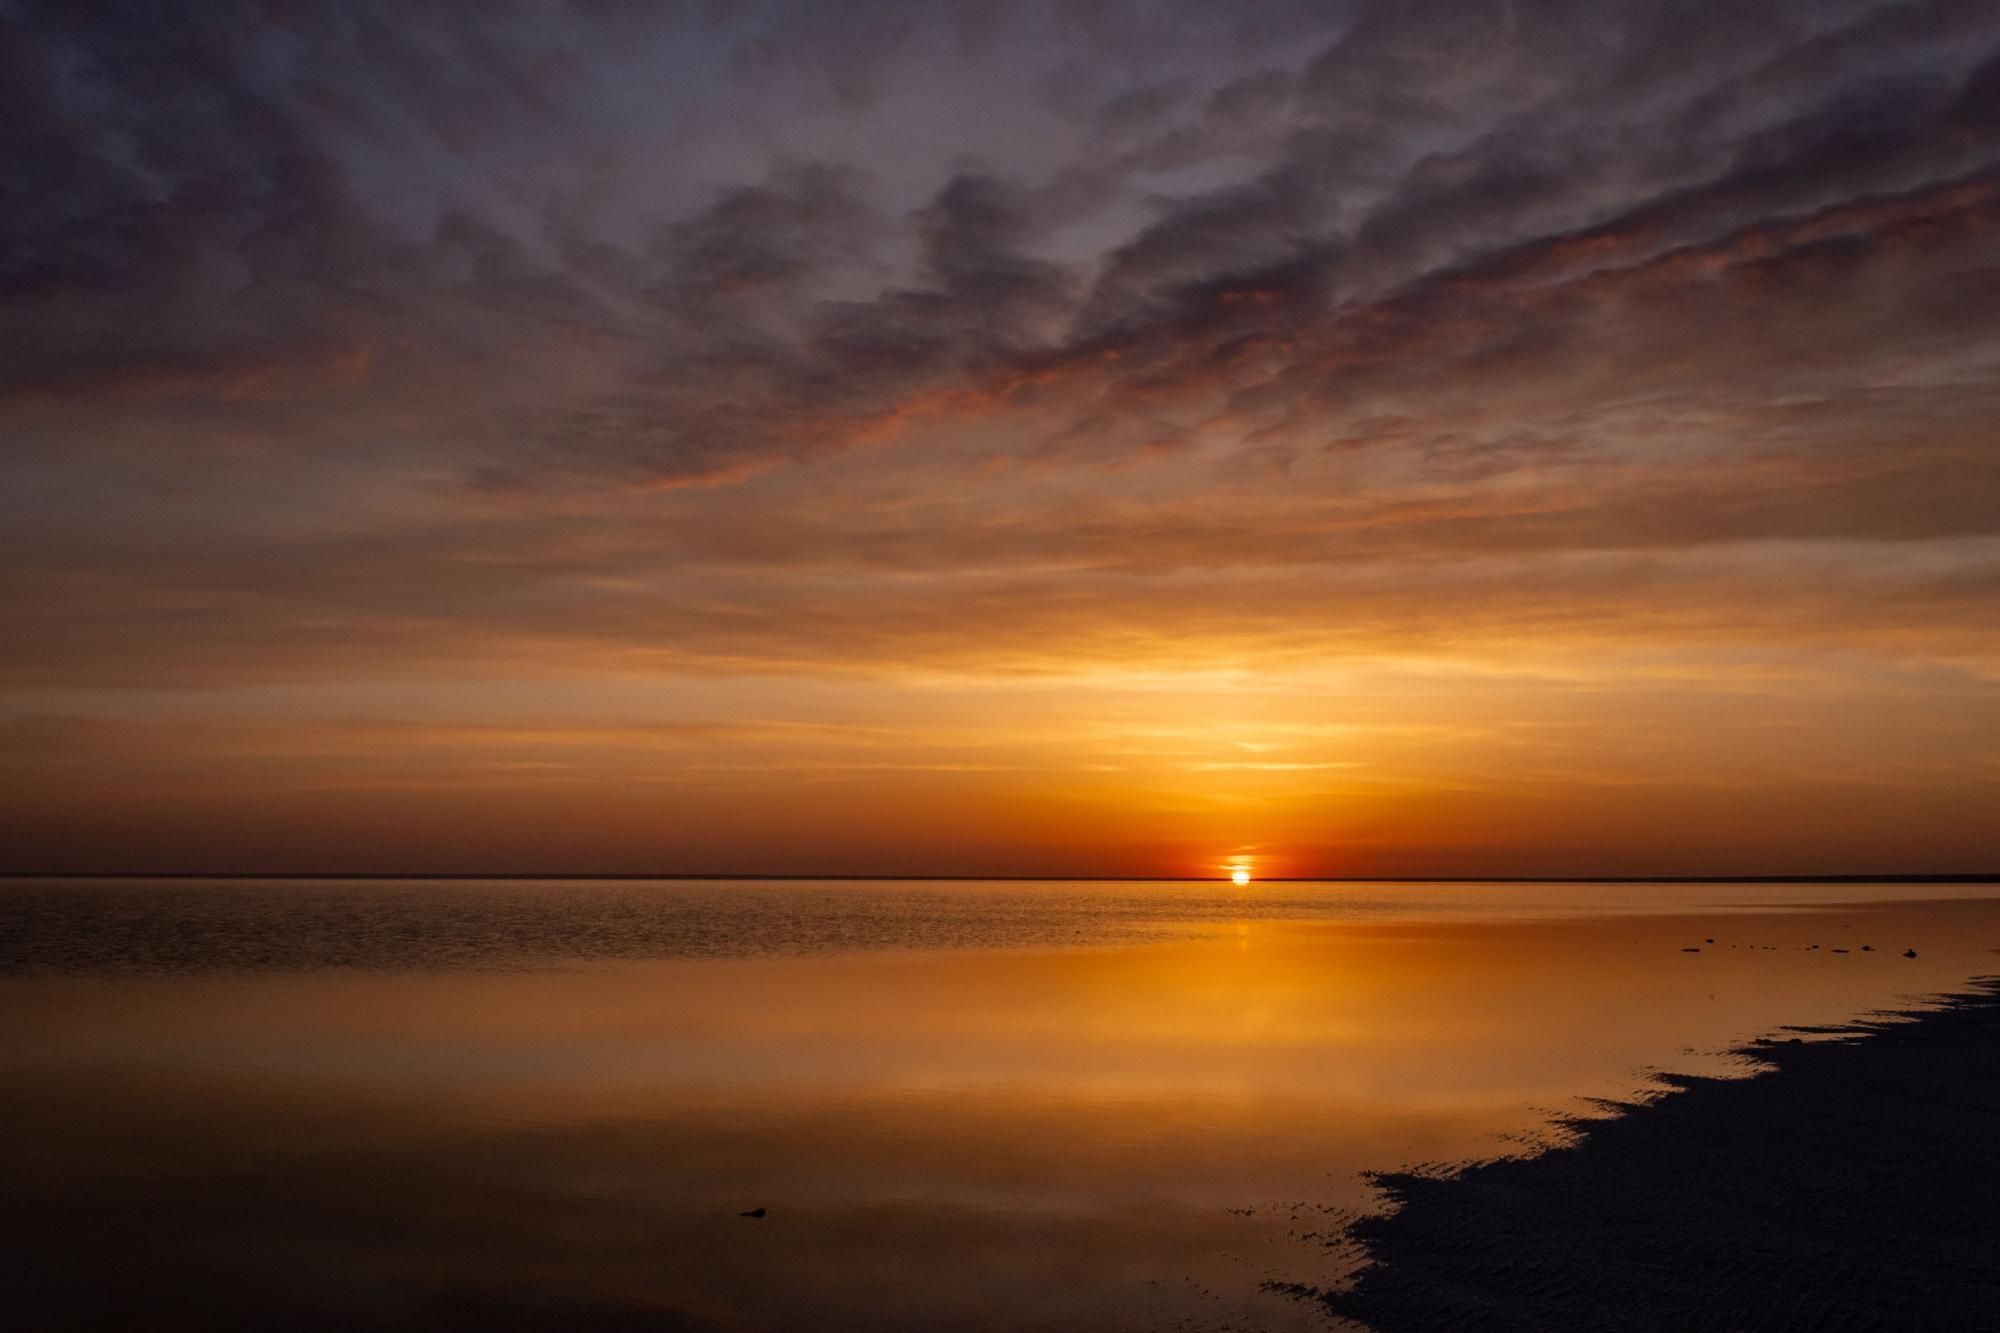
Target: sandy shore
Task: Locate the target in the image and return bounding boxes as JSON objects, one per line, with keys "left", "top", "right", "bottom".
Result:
{"left": 1314, "top": 976, "right": 2000, "bottom": 1332}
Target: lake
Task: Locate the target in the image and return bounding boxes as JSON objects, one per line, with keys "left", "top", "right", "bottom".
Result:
{"left": 3, "top": 877, "right": 1997, "bottom": 1330}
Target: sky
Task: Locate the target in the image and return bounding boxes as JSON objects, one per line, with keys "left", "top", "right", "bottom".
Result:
{"left": 3, "top": 0, "right": 1999, "bottom": 877}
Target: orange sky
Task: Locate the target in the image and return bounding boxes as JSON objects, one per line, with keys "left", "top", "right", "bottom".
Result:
{"left": 3, "top": 3, "right": 1998, "bottom": 874}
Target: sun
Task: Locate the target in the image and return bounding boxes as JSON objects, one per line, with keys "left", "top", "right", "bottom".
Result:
{"left": 1230, "top": 867, "right": 1251, "bottom": 886}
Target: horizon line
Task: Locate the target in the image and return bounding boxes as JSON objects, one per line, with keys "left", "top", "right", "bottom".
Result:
{"left": 2, "top": 872, "right": 1996, "bottom": 885}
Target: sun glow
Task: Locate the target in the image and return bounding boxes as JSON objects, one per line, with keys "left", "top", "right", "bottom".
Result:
{"left": 1230, "top": 867, "right": 1251, "bottom": 886}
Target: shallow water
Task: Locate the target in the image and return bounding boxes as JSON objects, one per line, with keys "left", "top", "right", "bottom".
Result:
{"left": 3, "top": 878, "right": 1997, "bottom": 1330}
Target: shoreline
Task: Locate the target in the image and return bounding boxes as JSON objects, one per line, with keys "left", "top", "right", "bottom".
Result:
{"left": 1304, "top": 976, "right": 2000, "bottom": 1331}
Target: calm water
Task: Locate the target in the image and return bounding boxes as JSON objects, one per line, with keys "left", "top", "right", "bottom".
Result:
{"left": 4, "top": 878, "right": 1998, "bottom": 1331}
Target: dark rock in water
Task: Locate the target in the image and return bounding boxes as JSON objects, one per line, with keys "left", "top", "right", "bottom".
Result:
{"left": 1862, "top": 945, "right": 1874, "bottom": 952}
{"left": 1832, "top": 948, "right": 1850, "bottom": 954}
{"left": 739, "top": 1207, "right": 767, "bottom": 1219}
{"left": 1705, "top": 938, "right": 1714, "bottom": 944}
{"left": 1904, "top": 948, "right": 1918, "bottom": 958}
{"left": 1681, "top": 947, "right": 1701, "bottom": 953}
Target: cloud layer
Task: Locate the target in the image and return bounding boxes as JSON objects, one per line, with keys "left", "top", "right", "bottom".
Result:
{"left": 3, "top": 1, "right": 1998, "bottom": 871}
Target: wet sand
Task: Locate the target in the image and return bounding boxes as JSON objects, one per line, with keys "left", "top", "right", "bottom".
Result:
{"left": 1316, "top": 977, "right": 2000, "bottom": 1332}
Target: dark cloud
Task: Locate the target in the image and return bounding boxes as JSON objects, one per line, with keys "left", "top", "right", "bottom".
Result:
{"left": 4, "top": 0, "right": 2000, "bottom": 691}
{"left": 651, "top": 165, "right": 878, "bottom": 314}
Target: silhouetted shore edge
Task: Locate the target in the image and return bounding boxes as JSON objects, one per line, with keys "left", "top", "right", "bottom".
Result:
{"left": 1298, "top": 976, "right": 2000, "bottom": 1331}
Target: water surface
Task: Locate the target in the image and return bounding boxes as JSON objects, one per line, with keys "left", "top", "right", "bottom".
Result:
{"left": 3, "top": 878, "right": 1997, "bottom": 1330}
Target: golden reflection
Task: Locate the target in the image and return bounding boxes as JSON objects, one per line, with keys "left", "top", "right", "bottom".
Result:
{"left": 4, "top": 895, "right": 1999, "bottom": 1332}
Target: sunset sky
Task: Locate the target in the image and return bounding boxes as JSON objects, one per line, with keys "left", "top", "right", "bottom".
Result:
{"left": 4, "top": 1, "right": 1999, "bottom": 876}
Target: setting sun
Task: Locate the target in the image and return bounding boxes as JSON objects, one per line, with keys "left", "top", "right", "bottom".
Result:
{"left": 1230, "top": 867, "right": 1251, "bottom": 886}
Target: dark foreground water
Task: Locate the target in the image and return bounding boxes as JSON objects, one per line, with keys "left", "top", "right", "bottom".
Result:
{"left": 3, "top": 878, "right": 1997, "bottom": 1331}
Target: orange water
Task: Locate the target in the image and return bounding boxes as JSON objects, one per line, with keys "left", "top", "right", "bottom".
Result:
{"left": 2, "top": 880, "right": 1996, "bottom": 1330}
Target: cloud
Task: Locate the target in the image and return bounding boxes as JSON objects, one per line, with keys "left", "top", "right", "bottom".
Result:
{"left": 2, "top": 0, "right": 1999, "bottom": 694}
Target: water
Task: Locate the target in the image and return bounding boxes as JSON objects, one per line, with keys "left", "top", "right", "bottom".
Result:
{"left": 8, "top": 876, "right": 1999, "bottom": 973}
{"left": 3, "top": 878, "right": 1997, "bottom": 1330}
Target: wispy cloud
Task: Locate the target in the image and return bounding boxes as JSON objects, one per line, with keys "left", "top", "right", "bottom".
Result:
{"left": 3, "top": 1, "right": 1998, "bottom": 871}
